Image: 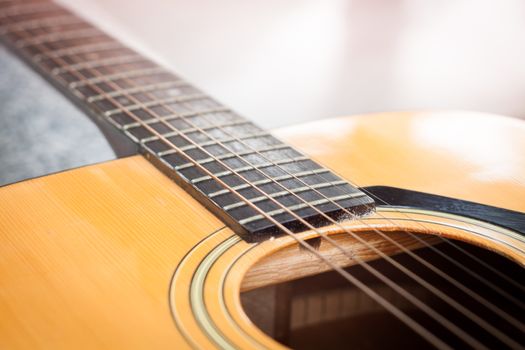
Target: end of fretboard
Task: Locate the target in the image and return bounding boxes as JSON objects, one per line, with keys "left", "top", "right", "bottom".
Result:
{"left": 237, "top": 194, "right": 376, "bottom": 243}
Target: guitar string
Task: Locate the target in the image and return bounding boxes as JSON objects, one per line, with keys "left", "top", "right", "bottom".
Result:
{"left": 0, "top": 3, "right": 512, "bottom": 340}
{"left": 1, "top": 0, "right": 521, "bottom": 287}
{"left": 288, "top": 153, "right": 525, "bottom": 310}
{"left": 5, "top": 0, "right": 524, "bottom": 340}
{"left": 438, "top": 237, "right": 525, "bottom": 292}
{"left": 3, "top": 16, "right": 461, "bottom": 350}
{"left": 6, "top": 9, "right": 516, "bottom": 346}
{"left": 94, "top": 68, "right": 522, "bottom": 339}
{"left": 51, "top": 46, "right": 460, "bottom": 350}
{"left": 74, "top": 57, "right": 512, "bottom": 346}
{"left": 158, "top": 99, "right": 524, "bottom": 336}
{"left": 7, "top": 1, "right": 520, "bottom": 300}
{"left": 62, "top": 30, "right": 523, "bottom": 339}
{"left": 277, "top": 134, "right": 525, "bottom": 307}
{"left": 187, "top": 107, "right": 525, "bottom": 327}
{"left": 0, "top": 18, "right": 457, "bottom": 349}
{"left": 357, "top": 189, "right": 525, "bottom": 305}
{"left": 3, "top": 6, "right": 521, "bottom": 348}
{"left": 332, "top": 135, "right": 525, "bottom": 295}
{"left": 75, "top": 60, "right": 484, "bottom": 348}
{"left": 130, "top": 72, "right": 525, "bottom": 322}
{"left": 60, "top": 51, "right": 517, "bottom": 347}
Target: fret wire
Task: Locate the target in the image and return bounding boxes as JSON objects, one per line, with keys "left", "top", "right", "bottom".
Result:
{"left": 16, "top": 27, "right": 101, "bottom": 47}
{"left": 87, "top": 80, "right": 187, "bottom": 102}
{"left": 60, "top": 54, "right": 340, "bottom": 239}
{"left": 2, "top": 9, "right": 478, "bottom": 347}
{"left": 223, "top": 181, "right": 350, "bottom": 211}
{"left": 103, "top": 92, "right": 206, "bottom": 116}
{"left": 0, "top": 10, "right": 470, "bottom": 336}
{"left": 173, "top": 62, "right": 523, "bottom": 342}
{"left": 53, "top": 49, "right": 294, "bottom": 213}
{"left": 68, "top": 66, "right": 165, "bottom": 88}
{"left": 178, "top": 81, "right": 524, "bottom": 337}
{"left": 1, "top": 7, "right": 496, "bottom": 328}
{"left": 223, "top": 179, "right": 346, "bottom": 209}
{"left": 1, "top": 8, "right": 67, "bottom": 25}
{"left": 34, "top": 41, "right": 123, "bottom": 61}
{"left": 109, "top": 107, "right": 233, "bottom": 130}
{"left": 149, "top": 130, "right": 271, "bottom": 157}
{"left": 0, "top": 0, "right": 392, "bottom": 268}
{"left": 8, "top": 24, "right": 454, "bottom": 348}
{"left": 171, "top": 156, "right": 308, "bottom": 183}
{"left": 17, "top": 4, "right": 520, "bottom": 340}
{"left": 16, "top": 32, "right": 156, "bottom": 93}
{"left": 159, "top": 143, "right": 292, "bottom": 171}
{"left": 177, "top": 37, "right": 523, "bottom": 330}
{"left": 78, "top": 60, "right": 344, "bottom": 232}
{"left": 130, "top": 119, "right": 257, "bottom": 140}
{"left": 100, "top": 72, "right": 366, "bottom": 239}
{"left": 125, "top": 56, "right": 518, "bottom": 343}
{"left": 10, "top": 23, "right": 287, "bottom": 228}
{"left": 168, "top": 98, "right": 511, "bottom": 346}
{"left": 126, "top": 89, "right": 365, "bottom": 229}
{"left": 51, "top": 54, "right": 143, "bottom": 74}
{"left": 9, "top": 23, "right": 269, "bottom": 222}
{"left": 239, "top": 193, "right": 362, "bottom": 225}
{"left": 208, "top": 177, "right": 344, "bottom": 200}
{"left": 105, "top": 65, "right": 473, "bottom": 347}
{"left": 0, "top": 14, "right": 81, "bottom": 34}
{"left": 192, "top": 167, "right": 330, "bottom": 186}
{"left": 72, "top": 57, "right": 347, "bottom": 242}
{"left": 0, "top": 2, "right": 57, "bottom": 17}
{"left": 145, "top": 19, "right": 523, "bottom": 328}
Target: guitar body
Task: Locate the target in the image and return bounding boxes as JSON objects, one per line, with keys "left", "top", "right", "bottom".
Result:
{"left": 0, "top": 111, "right": 524, "bottom": 349}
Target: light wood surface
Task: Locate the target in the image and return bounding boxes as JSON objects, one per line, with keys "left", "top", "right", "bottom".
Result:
{"left": 275, "top": 111, "right": 525, "bottom": 213}
{"left": 0, "top": 156, "right": 223, "bottom": 349}
{"left": 241, "top": 232, "right": 441, "bottom": 292}
{"left": 0, "top": 111, "right": 524, "bottom": 349}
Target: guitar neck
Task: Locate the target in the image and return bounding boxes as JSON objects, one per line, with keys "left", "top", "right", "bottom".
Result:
{"left": 0, "top": 0, "right": 375, "bottom": 241}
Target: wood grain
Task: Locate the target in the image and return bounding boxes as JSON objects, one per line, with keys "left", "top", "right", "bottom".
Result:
{"left": 241, "top": 232, "right": 440, "bottom": 291}
{"left": 0, "top": 156, "right": 224, "bottom": 349}
{"left": 0, "top": 111, "right": 523, "bottom": 349}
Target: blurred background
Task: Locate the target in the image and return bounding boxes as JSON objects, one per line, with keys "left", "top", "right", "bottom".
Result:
{"left": 1, "top": 0, "right": 525, "bottom": 184}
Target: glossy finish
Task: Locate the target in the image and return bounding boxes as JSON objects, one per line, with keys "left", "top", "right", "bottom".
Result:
{"left": 275, "top": 111, "right": 525, "bottom": 212}
{"left": 0, "top": 111, "right": 524, "bottom": 349}
{"left": 0, "top": 156, "right": 222, "bottom": 349}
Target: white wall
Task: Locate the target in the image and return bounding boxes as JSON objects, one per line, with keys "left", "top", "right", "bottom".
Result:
{"left": 60, "top": 0, "right": 525, "bottom": 128}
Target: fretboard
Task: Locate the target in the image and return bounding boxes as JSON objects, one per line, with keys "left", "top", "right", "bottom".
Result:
{"left": 0, "top": 0, "right": 375, "bottom": 242}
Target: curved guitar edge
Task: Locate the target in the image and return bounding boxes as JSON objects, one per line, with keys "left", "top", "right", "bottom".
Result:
{"left": 363, "top": 186, "right": 525, "bottom": 236}
{"left": 170, "top": 206, "right": 525, "bottom": 350}
{"left": 0, "top": 111, "right": 523, "bottom": 349}
{"left": 274, "top": 110, "right": 525, "bottom": 214}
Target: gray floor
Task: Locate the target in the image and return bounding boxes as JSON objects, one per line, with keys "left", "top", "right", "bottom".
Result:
{"left": 0, "top": 46, "right": 115, "bottom": 186}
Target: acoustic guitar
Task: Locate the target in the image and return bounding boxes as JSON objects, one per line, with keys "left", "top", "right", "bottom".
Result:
{"left": 0, "top": 1, "right": 524, "bottom": 349}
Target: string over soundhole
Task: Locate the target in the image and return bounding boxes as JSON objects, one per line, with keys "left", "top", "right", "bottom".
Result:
{"left": 241, "top": 232, "right": 525, "bottom": 349}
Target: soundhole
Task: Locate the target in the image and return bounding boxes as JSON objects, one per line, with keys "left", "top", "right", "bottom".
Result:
{"left": 241, "top": 233, "right": 525, "bottom": 349}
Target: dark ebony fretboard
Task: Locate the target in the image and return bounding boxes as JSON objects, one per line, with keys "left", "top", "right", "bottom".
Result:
{"left": 0, "top": 0, "right": 375, "bottom": 242}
